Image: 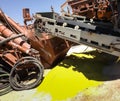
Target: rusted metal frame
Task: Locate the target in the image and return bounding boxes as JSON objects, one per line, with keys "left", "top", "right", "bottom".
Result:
{"left": 68, "top": 0, "right": 88, "bottom": 6}
{"left": 66, "top": 0, "right": 113, "bottom": 20}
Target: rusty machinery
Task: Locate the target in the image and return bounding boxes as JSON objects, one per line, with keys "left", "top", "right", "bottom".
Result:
{"left": 61, "top": 0, "right": 120, "bottom": 29}
{"left": 1, "top": 0, "right": 120, "bottom": 96}
{"left": 32, "top": 0, "right": 120, "bottom": 57}
{"left": 0, "top": 9, "right": 45, "bottom": 95}
{"left": 0, "top": 8, "right": 71, "bottom": 95}
{"left": 22, "top": 8, "right": 71, "bottom": 68}
{"left": 62, "top": 0, "right": 112, "bottom": 20}
{"left": 20, "top": 0, "right": 120, "bottom": 69}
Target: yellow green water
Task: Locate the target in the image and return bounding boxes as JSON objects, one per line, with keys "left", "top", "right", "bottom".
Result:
{"left": 34, "top": 51, "right": 111, "bottom": 101}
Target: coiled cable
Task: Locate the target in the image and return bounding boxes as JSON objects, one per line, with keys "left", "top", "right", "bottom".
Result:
{"left": 9, "top": 56, "right": 44, "bottom": 90}
{"left": 0, "top": 66, "right": 12, "bottom": 96}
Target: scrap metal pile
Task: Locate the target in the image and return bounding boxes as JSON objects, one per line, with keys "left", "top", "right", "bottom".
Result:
{"left": 61, "top": 0, "right": 120, "bottom": 29}
{"left": 0, "top": 9, "right": 44, "bottom": 95}
{"left": 1, "top": 0, "right": 120, "bottom": 96}
{"left": 0, "top": 8, "right": 71, "bottom": 95}
{"left": 66, "top": 0, "right": 113, "bottom": 20}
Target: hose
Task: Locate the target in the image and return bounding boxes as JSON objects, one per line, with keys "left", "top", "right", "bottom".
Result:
{"left": 0, "top": 67, "right": 12, "bottom": 96}
{"left": 0, "top": 34, "right": 25, "bottom": 46}
{"left": 9, "top": 56, "right": 44, "bottom": 90}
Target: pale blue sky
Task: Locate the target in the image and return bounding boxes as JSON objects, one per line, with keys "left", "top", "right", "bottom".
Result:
{"left": 0, "top": 0, "right": 65, "bottom": 24}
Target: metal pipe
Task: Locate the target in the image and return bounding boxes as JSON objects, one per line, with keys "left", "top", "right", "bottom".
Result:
{"left": 0, "top": 23, "right": 30, "bottom": 49}
{"left": 0, "top": 36, "right": 30, "bottom": 54}
{"left": 0, "top": 34, "right": 24, "bottom": 46}
{"left": 0, "top": 10, "right": 29, "bottom": 36}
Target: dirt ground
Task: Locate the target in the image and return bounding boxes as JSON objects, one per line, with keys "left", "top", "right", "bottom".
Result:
{"left": 72, "top": 79, "right": 120, "bottom": 101}
{"left": 1, "top": 45, "right": 120, "bottom": 101}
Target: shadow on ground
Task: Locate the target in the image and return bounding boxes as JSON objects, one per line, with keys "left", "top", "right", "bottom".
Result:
{"left": 58, "top": 51, "right": 118, "bottom": 81}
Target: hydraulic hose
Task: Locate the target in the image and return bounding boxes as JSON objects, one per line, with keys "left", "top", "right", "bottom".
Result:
{"left": 9, "top": 56, "right": 44, "bottom": 90}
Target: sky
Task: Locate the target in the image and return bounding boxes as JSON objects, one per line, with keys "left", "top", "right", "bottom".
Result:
{"left": 0, "top": 0, "right": 66, "bottom": 25}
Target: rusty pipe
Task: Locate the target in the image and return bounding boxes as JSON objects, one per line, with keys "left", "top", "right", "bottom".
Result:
{"left": 0, "top": 36, "right": 30, "bottom": 54}
{"left": 0, "top": 34, "right": 24, "bottom": 46}
{"left": 0, "top": 23, "right": 30, "bottom": 49}
{"left": 0, "top": 10, "right": 29, "bottom": 36}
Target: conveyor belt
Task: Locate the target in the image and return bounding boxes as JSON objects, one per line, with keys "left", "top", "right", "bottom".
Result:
{"left": 35, "top": 12, "right": 120, "bottom": 57}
